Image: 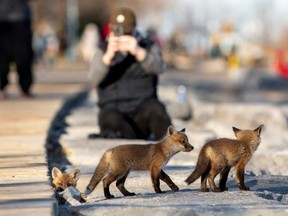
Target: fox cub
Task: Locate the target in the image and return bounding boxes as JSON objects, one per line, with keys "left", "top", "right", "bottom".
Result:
{"left": 185, "top": 125, "right": 263, "bottom": 192}
{"left": 51, "top": 167, "right": 80, "bottom": 192}
{"left": 85, "top": 125, "right": 194, "bottom": 199}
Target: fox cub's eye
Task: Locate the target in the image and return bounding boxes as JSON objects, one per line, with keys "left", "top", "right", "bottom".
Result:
{"left": 181, "top": 139, "right": 185, "bottom": 143}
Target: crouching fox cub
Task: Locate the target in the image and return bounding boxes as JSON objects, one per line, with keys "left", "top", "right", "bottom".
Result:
{"left": 185, "top": 125, "right": 263, "bottom": 192}
{"left": 51, "top": 167, "right": 86, "bottom": 204}
{"left": 85, "top": 125, "right": 194, "bottom": 199}
{"left": 52, "top": 167, "right": 80, "bottom": 192}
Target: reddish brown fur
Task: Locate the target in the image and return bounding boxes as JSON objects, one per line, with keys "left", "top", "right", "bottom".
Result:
{"left": 185, "top": 125, "right": 263, "bottom": 192}
{"left": 85, "top": 125, "right": 194, "bottom": 199}
{"left": 52, "top": 167, "right": 80, "bottom": 191}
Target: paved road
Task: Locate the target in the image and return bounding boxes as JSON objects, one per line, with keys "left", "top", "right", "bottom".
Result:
{"left": 1, "top": 65, "right": 287, "bottom": 215}
{"left": 0, "top": 69, "right": 88, "bottom": 216}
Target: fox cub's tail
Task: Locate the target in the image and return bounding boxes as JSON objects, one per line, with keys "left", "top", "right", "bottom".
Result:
{"left": 185, "top": 156, "right": 210, "bottom": 184}
{"left": 85, "top": 153, "right": 109, "bottom": 195}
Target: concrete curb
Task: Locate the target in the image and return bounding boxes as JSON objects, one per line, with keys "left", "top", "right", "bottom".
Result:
{"left": 45, "top": 90, "right": 89, "bottom": 214}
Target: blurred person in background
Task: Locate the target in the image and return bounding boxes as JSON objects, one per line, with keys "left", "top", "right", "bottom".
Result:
{"left": 0, "top": 0, "right": 34, "bottom": 99}
{"left": 79, "top": 23, "right": 100, "bottom": 63}
{"left": 88, "top": 7, "right": 171, "bottom": 140}
{"left": 33, "top": 20, "right": 60, "bottom": 68}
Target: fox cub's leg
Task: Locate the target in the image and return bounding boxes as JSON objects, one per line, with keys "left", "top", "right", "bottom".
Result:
{"left": 103, "top": 172, "right": 120, "bottom": 199}
{"left": 159, "top": 170, "right": 179, "bottom": 192}
{"left": 150, "top": 166, "right": 164, "bottom": 193}
{"left": 200, "top": 165, "right": 211, "bottom": 192}
{"left": 116, "top": 171, "right": 136, "bottom": 196}
{"left": 201, "top": 174, "right": 209, "bottom": 192}
{"left": 219, "top": 167, "right": 231, "bottom": 191}
{"left": 235, "top": 163, "right": 250, "bottom": 191}
{"left": 207, "top": 169, "right": 222, "bottom": 192}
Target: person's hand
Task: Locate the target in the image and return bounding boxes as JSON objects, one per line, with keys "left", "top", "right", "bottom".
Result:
{"left": 102, "top": 32, "right": 119, "bottom": 65}
{"left": 117, "top": 35, "right": 137, "bottom": 55}
{"left": 117, "top": 35, "right": 146, "bottom": 61}
{"left": 102, "top": 33, "right": 147, "bottom": 65}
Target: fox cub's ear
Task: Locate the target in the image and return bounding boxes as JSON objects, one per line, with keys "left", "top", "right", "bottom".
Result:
{"left": 167, "top": 125, "right": 177, "bottom": 135}
{"left": 52, "top": 167, "right": 63, "bottom": 179}
{"left": 254, "top": 124, "right": 264, "bottom": 135}
{"left": 232, "top": 127, "right": 241, "bottom": 134}
{"left": 69, "top": 169, "right": 81, "bottom": 182}
{"left": 179, "top": 128, "right": 186, "bottom": 133}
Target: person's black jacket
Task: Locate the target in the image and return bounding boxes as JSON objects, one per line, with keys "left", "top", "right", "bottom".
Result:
{"left": 88, "top": 33, "right": 165, "bottom": 113}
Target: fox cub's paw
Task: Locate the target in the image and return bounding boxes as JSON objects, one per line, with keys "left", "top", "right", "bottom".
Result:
{"left": 171, "top": 185, "right": 179, "bottom": 192}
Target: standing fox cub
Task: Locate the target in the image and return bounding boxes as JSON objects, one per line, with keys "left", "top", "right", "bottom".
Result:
{"left": 185, "top": 125, "right": 263, "bottom": 192}
{"left": 52, "top": 167, "right": 80, "bottom": 192}
{"left": 85, "top": 125, "right": 194, "bottom": 199}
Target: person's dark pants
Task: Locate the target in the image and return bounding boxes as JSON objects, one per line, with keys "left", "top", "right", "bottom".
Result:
{"left": 0, "top": 21, "right": 33, "bottom": 93}
{"left": 98, "top": 98, "right": 172, "bottom": 140}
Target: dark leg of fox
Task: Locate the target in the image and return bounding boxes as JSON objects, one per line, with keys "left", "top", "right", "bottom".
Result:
{"left": 236, "top": 163, "right": 250, "bottom": 191}
{"left": 219, "top": 167, "right": 231, "bottom": 191}
{"left": 151, "top": 166, "right": 164, "bottom": 193}
{"left": 200, "top": 165, "right": 211, "bottom": 192}
{"left": 116, "top": 170, "right": 136, "bottom": 196}
{"left": 159, "top": 169, "right": 179, "bottom": 192}
{"left": 103, "top": 173, "right": 120, "bottom": 199}
{"left": 103, "top": 185, "right": 114, "bottom": 199}
{"left": 201, "top": 174, "right": 209, "bottom": 192}
{"left": 207, "top": 169, "right": 222, "bottom": 192}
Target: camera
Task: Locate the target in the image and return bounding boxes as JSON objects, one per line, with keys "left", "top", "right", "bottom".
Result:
{"left": 111, "top": 25, "right": 124, "bottom": 36}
